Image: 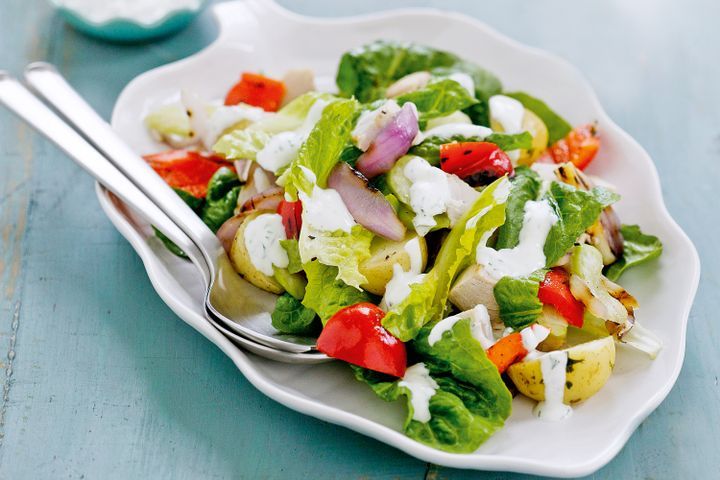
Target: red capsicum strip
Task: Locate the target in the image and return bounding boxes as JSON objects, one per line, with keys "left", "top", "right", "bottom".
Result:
{"left": 486, "top": 333, "right": 528, "bottom": 374}
{"left": 439, "top": 142, "right": 514, "bottom": 184}
{"left": 143, "top": 150, "right": 231, "bottom": 198}
{"left": 549, "top": 124, "right": 600, "bottom": 170}
{"left": 538, "top": 268, "right": 585, "bottom": 328}
{"left": 224, "top": 72, "right": 286, "bottom": 112}
{"left": 277, "top": 199, "right": 303, "bottom": 239}
{"left": 316, "top": 303, "right": 407, "bottom": 377}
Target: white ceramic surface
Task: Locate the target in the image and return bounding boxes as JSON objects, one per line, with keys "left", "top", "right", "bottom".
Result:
{"left": 99, "top": 0, "right": 700, "bottom": 476}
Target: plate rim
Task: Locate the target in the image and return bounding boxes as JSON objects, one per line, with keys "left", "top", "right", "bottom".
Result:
{"left": 102, "top": 1, "right": 701, "bottom": 476}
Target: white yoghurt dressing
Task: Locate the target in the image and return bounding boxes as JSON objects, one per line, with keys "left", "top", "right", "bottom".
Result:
{"left": 428, "top": 304, "right": 494, "bottom": 349}
{"left": 423, "top": 110, "right": 473, "bottom": 132}
{"left": 519, "top": 324, "right": 551, "bottom": 360}
{"left": 404, "top": 157, "right": 452, "bottom": 236}
{"left": 256, "top": 98, "right": 329, "bottom": 173}
{"left": 476, "top": 199, "right": 558, "bottom": 280}
{"left": 243, "top": 213, "right": 289, "bottom": 276}
{"left": 489, "top": 94, "right": 525, "bottom": 134}
{"left": 530, "top": 162, "right": 559, "bottom": 197}
{"left": 380, "top": 238, "right": 426, "bottom": 311}
{"left": 398, "top": 363, "right": 438, "bottom": 423}
{"left": 422, "top": 123, "right": 493, "bottom": 140}
{"left": 533, "top": 351, "right": 573, "bottom": 421}
{"left": 352, "top": 100, "right": 402, "bottom": 151}
{"left": 59, "top": 0, "right": 201, "bottom": 24}
{"left": 298, "top": 185, "right": 355, "bottom": 233}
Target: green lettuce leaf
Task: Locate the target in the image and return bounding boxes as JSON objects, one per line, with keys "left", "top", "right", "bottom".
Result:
{"left": 280, "top": 98, "right": 359, "bottom": 198}
{"left": 144, "top": 103, "right": 191, "bottom": 139}
{"left": 432, "top": 62, "right": 502, "bottom": 127}
{"left": 495, "top": 167, "right": 541, "bottom": 249}
{"left": 382, "top": 177, "right": 509, "bottom": 341}
{"left": 504, "top": 92, "right": 572, "bottom": 144}
{"left": 336, "top": 40, "right": 460, "bottom": 102}
{"left": 409, "top": 132, "right": 532, "bottom": 166}
{"left": 251, "top": 92, "right": 333, "bottom": 134}
{"left": 492, "top": 270, "right": 546, "bottom": 330}
{"left": 212, "top": 129, "right": 271, "bottom": 160}
{"left": 271, "top": 292, "right": 320, "bottom": 335}
{"left": 397, "top": 79, "right": 478, "bottom": 123}
{"left": 298, "top": 224, "right": 374, "bottom": 289}
{"left": 605, "top": 225, "right": 663, "bottom": 281}
{"left": 543, "top": 182, "right": 619, "bottom": 266}
{"left": 280, "top": 239, "right": 303, "bottom": 274}
{"left": 302, "top": 261, "right": 373, "bottom": 323}
{"left": 200, "top": 167, "right": 241, "bottom": 233}
{"left": 352, "top": 362, "right": 510, "bottom": 453}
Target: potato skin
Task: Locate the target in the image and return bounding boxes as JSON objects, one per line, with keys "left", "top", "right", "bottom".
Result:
{"left": 229, "top": 210, "right": 285, "bottom": 295}
{"left": 507, "top": 336, "right": 616, "bottom": 404}
{"left": 359, "top": 234, "right": 427, "bottom": 295}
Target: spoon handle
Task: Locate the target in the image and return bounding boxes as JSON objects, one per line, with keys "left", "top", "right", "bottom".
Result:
{"left": 0, "top": 72, "right": 210, "bottom": 285}
{"left": 24, "top": 62, "right": 221, "bottom": 274}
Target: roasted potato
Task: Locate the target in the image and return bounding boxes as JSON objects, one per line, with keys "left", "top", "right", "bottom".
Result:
{"left": 229, "top": 211, "right": 285, "bottom": 294}
{"left": 507, "top": 336, "right": 615, "bottom": 404}
{"left": 359, "top": 234, "right": 428, "bottom": 295}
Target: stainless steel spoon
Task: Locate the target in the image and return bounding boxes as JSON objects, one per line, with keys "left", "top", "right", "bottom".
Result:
{"left": 23, "top": 63, "right": 318, "bottom": 353}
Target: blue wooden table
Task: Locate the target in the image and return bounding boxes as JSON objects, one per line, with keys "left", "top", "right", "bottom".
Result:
{"left": 1, "top": 0, "right": 717, "bottom": 478}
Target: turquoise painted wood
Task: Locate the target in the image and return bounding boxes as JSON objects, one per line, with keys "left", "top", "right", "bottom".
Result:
{"left": 0, "top": 0, "right": 717, "bottom": 478}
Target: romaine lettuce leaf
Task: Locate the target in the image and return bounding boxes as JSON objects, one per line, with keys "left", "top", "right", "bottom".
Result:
{"left": 397, "top": 79, "right": 478, "bottom": 123}
{"left": 409, "top": 132, "right": 532, "bottom": 166}
{"left": 492, "top": 270, "right": 546, "bottom": 330}
{"left": 302, "top": 261, "right": 373, "bottom": 323}
{"left": 200, "top": 167, "right": 241, "bottom": 233}
{"left": 605, "top": 225, "right": 663, "bottom": 281}
{"left": 144, "top": 103, "right": 191, "bottom": 139}
{"left": 299, "top": 224, "right": 374, "bottom": 289}
{"left": 543, "top": 182, "right": 620, "bottom": 266}
{"left": 382, "top": 177, "right": 509, "bottom": 341}
{"left": 432, "top": 62, "right": 502, "bottom": 127}
{"left": 504, "top": 92, "right": 571, "bottom": 144}
{"left": 336, "top": 40, "right": 460, "bottom": 102}
{"left": 352, "top": 359, "right": 510, "bottom": 453}
{"left": 251, "top": 92, "right": 334, "bottom": 134}
{"left": 271, "top": 292, "right": 320, "bottom": 335}
{"left": 280, "top": 239, "right": 303, "bottom": 274}
{"left": 212, "top": 129, "right": 271, "bottom": 160}
{"left": 280, "top": 98, "right": 359, "bottom": 198}
{"left": 494, "top": 167, "right": 541, "bottom": 249}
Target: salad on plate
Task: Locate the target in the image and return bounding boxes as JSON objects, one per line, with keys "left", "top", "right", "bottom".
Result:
{"left": 140, "top": 40, "right": 664, "bottom": 453}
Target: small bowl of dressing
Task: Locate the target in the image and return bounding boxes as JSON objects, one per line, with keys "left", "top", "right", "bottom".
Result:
{"left": 50, "top": 0, "right": 207, "bottom": 43}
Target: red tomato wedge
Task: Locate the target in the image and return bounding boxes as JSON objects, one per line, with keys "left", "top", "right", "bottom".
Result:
{"left": 439, "top": 142, "right": 514, "bottom": 185}
{"left": 224, "top": 73, "right": 286, "bottom": 111}
{"left": 143, "top": 150, "right": 231, "bottom": 198}
{"left": 549, "top": 124, "right": 600, "bottom": 170}
{"left": 486, "top": 333, "right": 528, "bottom": 374}
{"left": 277, "top": 199, "right": 303, "bottom": 239}
{"left": 316, "top": 303, "right": 407, "bottom": 377}
{"left": 538, "top": 268, "right": 585, "bottom": 328}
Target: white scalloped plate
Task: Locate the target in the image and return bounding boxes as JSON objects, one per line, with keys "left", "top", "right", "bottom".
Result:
{"left": 99, "top": 1, "right": 700, "bottom": 476}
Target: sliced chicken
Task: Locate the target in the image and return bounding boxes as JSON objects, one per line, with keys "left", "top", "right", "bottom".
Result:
{"left": 449, "top": 264, "right": 504, "bottom": 332}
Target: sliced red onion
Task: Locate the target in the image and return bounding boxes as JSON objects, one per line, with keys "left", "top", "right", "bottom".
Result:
{"left": 356, "top": 102, "right": 419, "bottom": 179}
{"left": 328, "top": 162, "right": 406, "bottom": 241}
{"left": 234, "top": 159, "right": 253, "bottom": 182}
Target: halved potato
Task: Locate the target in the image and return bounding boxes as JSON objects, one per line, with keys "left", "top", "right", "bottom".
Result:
{"left": 507, "top": 336, "right": 615, "bottom": 404}
{"left": 359, "top": 234, "right": 427, "bottom": 295}
{"left": 229, "top": 210, "right": 285, "bottom": 294}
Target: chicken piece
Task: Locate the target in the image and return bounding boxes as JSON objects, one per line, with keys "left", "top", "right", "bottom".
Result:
{"left": 449, "top": 265, "right": 504, "bottom": 332}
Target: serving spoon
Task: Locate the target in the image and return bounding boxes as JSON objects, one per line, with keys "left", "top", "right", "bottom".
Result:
{"left": 0, "top": 65, "right": 323, "bottom": 357}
